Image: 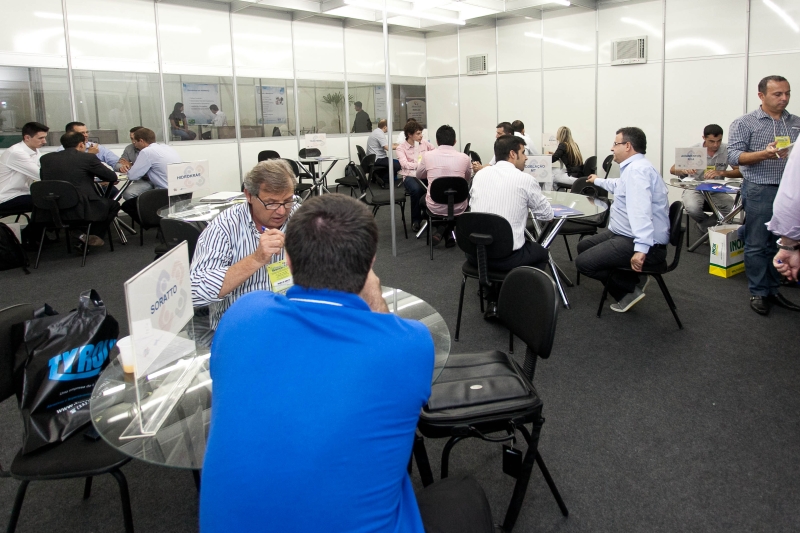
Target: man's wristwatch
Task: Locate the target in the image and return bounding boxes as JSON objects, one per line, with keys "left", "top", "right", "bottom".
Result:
{"left": 777, "top": 239, "right": 800, "bottom": 251}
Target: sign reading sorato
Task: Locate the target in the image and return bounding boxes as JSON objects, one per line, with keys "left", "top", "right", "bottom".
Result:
{"left": 167, "top": 160, "right": 209, "bottom": 196}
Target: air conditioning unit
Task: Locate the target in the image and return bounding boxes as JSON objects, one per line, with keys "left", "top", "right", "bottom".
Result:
{"left": 467, "top": 54, "right": 488, "bottom": 75}
{"left": 611, "top": 36, "right": 647, "bottom": 66}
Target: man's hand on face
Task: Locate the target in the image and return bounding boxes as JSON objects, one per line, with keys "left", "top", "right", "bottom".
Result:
{"left": 630, "top": 252, "right": 646, "bottom": 272}
{"left": 253, "top": 229, "right": 285, "bottom": 265}
{"left": 87, "top": 143, "right": 100, "bottom": 155}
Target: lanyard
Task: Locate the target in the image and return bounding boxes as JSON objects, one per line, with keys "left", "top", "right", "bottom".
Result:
{"left": 772, "top": 117, "right": 789, "bottom": 138}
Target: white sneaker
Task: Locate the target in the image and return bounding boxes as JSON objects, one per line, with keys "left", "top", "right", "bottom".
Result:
{"left": 610, "top": 287, "right": 645, "bottom": 313}
{"left": 637, "top": 275, "right": 651, "bottom": 293}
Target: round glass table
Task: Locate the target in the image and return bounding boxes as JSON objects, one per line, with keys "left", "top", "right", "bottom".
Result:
{"left": 667, "top": 178, "right": 744, "bottom": 251}
{"left": 157, "top": 197, "right": 246, "bottom": 224}
{"left": 89, "top": 286, "right": 450, "bottom": 469}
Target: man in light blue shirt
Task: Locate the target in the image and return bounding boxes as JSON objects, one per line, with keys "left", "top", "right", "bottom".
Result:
{"left": 119, "top": 127, "right": 181, "bottom": 222}
{"left": 57, "top": 122, "right": 121, "bottom": 170}
{"left": 576, "top": 127, "right": 670, "bottom": 313}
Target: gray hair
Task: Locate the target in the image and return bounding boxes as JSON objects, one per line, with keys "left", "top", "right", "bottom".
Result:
{"left": 243, "top": 160, "right": 296, "bottom": 196}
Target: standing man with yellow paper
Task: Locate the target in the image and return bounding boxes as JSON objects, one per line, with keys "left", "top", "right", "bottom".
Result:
{"left": 729, "top": 75, "right": 800, "bottom": 315}
{"left": 190, "top": 160, "right": 300, "bottom": 329}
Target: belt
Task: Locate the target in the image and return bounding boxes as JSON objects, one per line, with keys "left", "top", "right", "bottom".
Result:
{"left": 651, "top": 244, "right": 666, "bottom": 250}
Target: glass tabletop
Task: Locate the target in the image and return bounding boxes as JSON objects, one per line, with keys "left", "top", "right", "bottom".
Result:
{"left": 543, "top": 190, "right": 609, "bottom": 218}
{"left": 667, "top": 178, "right": 742, "bottom": 191}
{"left": 298, "top": 156, "right": 348, "bottom": 162}
{"left": 90, "top": 286, "right": 450, "bottom": 469}
{"left": 156, "top": 197, "right": 246, "bottom": 222}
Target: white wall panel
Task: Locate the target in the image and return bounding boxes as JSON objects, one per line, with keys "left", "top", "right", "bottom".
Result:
{"left": 66, "top": 0, "right": 158, "bottom": 73}
{"left": 239, "top": 139, "right": 302, "bottom": 172}
{"left": 747, "top": 52, "right": 800, "bottom": 113}
{"left": 157, "top": 2, "right": 232, "bottom": 76}
{"left": 497, "top": 18, "right": 542, "bottom": 73}
{"left": 749, "top": 0, "right": 800, "bottom": 54}
{"left": 498, "top": 72, "right": 542, "bottom": 148}
{"left": 542, "top": 10, "right": 596, "bottom": 69}
{"left": 459, "top": 74, "right": 497, "bottom": 163}
{"left": 458, "top": 26, "right": 497, "bottom": 74}
{"left": 598, "top": 0, "right": 663, "bottom": 65}
{"left": 544, "top": 68, "right": 595, "bottom": 162}
{"left": 171, "top": 142, "right": 241, "bottom": 195}
{"left": 663, "top": 57, "right": 746, "bottom": 178}
{"left": 232, "top": 12, "right": 293, "bottom": 79}
{"left": 664, "top": 0, "right": 747, "bottom": 59}
{"left": 426, "top": 77, "right": 460, "bottom": 149}
{"left": 389, "top": 32, "right": 426, "bottom": 78}
{"left": 0, "top": 1, "right": 67, "bottom": 68}
{"left": 346, "top": 27, "right": 384, "bottom": 76}
{"left": 426, "top": 32, "right": 458, "bottom": 78}
{"left": 597, "top": 62, "right": 662, "bottom": 173}
{"left": 293, "top": 19, "right": 344, "bottom": 74}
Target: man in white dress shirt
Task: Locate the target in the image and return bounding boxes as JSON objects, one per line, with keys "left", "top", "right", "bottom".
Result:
{"left": 0, "top": 121, "right": 48, "bottom": 214}
{"left": 210, "top": 105, "right": 228, "bottom": 127}
{"left": 470, "top": 134, "right": 554, "bottom": 318}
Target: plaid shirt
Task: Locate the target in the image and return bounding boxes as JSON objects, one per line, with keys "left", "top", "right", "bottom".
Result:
{"left": 728, "top": 107, "right": 800, "bottom": 185}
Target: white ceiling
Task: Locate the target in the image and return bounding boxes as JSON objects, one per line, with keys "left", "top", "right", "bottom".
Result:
{"left": 182, "top": 0, "right": 608, "bottom": 33}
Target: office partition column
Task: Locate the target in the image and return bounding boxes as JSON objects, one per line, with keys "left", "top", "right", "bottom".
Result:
{"left": 60, "top": 0, "right": 77, "bottom": 121}
{"left": 228, "top": 6, "right": 244, "bottom": 183}
{"left": 153, "top": 1, "right": 170, "bottom": 143}
{"left": 383, "top": 1, "right": 396, "bottom": 257}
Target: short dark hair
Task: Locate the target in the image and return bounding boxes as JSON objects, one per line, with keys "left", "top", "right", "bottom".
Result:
{"left": 285, "top": 195, "right": 378, "bottom": 294}
{"left": 511, "top": 120, "right": 524, "bottom": 133}
{"left": 436, "top": 125, "right": 456, "bottom": 146}
{"left": 209, "top": 104, "right": 219, "bottom": 112}
{"left": 404, "top": 120, "right": 423, "bottom": 140}
{"left": 703, "top": 124, "right": 723, "bottom": 137}
{"left": 616, "top": 127, "right": 647, "bottom": 154}
{"left": 60, "top": 131, "right": 85, "bottom": 149}
{"left": 354, "top": 101, "right": 362, "bottom": 108}
{"left": 758, "top": 75, "right": 788, "bottom": 94}
{"left": 21, "top": 122, "right": 49, "bottom": 138}
{"left": 133, "top": 127, "right": 156, "bottom": 144}
{"left": 65, "top": 121, "right": 85, "bottom": 132}
{"left": 129, "top": 126, "right": 144, "bottom": 134}
{"left": 497, "top": 122, "right": 513, "bottom": 135}
{"left": 494, "top": 134, "right": 526, "bottom": 162}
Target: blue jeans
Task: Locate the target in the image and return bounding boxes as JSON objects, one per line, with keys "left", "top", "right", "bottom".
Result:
{"left": 741, "top": 181, "right": 780, "bottom": 296}
{"left": 403, "top": 176, "right": 426, "bottom": 224}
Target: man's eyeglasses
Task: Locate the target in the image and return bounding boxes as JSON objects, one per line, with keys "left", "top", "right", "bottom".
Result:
{"left": 252, "top": 196, "right": 296, "bottom": 211}
{"left": 612, "top": 141, "right": 628, "bottom": 147}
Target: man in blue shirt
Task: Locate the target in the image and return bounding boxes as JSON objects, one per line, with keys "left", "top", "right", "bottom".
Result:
{"left": 119, "top": 127, "right": 181, "bottom": 222}
{"left": 577, "top": 127, "right": 670, "bottom": 313}
{"left": 200, "top": 194, "right": 435, "bottom": 532}
{"left": 728, "top": 75, "right": 800, "bottom": 316}
{"left": 57, "top": 121, "right": 121, "bottom": 170}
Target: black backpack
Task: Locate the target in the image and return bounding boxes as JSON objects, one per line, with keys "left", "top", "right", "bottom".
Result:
{"left": 0, "top": 222, "right": 30, "bottom": 274}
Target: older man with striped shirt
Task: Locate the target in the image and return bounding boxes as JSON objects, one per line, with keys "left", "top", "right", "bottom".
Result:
{"left": 190, "top": 160, "right": 299, "bottom": 329}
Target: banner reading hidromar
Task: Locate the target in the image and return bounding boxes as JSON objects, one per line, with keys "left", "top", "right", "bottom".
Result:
{"left": 167, "top": 160, "right": 209, "bottom": 196}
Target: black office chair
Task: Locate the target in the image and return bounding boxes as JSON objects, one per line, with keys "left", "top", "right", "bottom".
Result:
{"left": 468, "top": 150, "right": 482, "bottom": 165}
{"left": 257, "top": 150, "right": 281, "bottom": 161}
{"left": 334, "top": 162, "right": 361, "bottom": 196}
{"left": 596, "top": 201, "right": 686, "bottom": 329}
{"left": 30, "top": 181, "right": 115, "bottom": 268}
{"left": 580, "top": 155, "right": 597, "bottom": 177}
{"left": 353, "top": 164, "right": 407, "bottom": 238}
{"left": 271, "top": 127, "right": 281, "bottom": 137}
{"left": 559, "top": 178, "right": 610, "bottom": 263}
{"left": 415, "top": 267, "right": 568, "bottom": 532}
{"left": 356, "top": 145, "right": 366, "bottom": 164}
{"left": 0, "top": 303, "right": 134, "bottom": 533}
{"left": 155, "top": 218, "right": 203, "bottom": 262}
{"left": 453, "top": 212, "right": 515, "bottom": 341}
{"left": 281, "top": 158, "right": 314, "bottom": 200}
{"left": 423, "top": 177, "right": 470, "bottom": 260}
{"left": 136, "top": 188, "right": 169, "bottom": 247}
{"left": 463, "top": 142, "right": 471, "bottom": 155}
{"left": 361, "top": 153, "right": 377, "bottom": 183}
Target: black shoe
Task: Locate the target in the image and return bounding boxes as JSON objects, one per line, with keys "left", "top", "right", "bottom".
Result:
{"left": 483, "top": 302, "right": 499, "bottom": 321}
{"left": 411, "top": 221, "right": 420, "bottom": 232}
{"left": 750, "top": 296, "right": 770, "bottom": 316}
{"left": 768, "top": 293, "right": 800, "bottom": 312}
{"left": 445, "top": 236, "right": 456, "bottom": 248}
{"left": 431, "top": 231, "right": 443, "bottom": 247}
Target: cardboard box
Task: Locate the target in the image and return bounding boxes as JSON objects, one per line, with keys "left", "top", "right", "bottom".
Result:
{"left": 709, "top": 224, "right": 744, "bottom": 278}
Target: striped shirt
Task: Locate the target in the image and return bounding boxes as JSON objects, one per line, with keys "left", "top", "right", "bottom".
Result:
{"left": 397, "top": 139, "right": 435, "bottom": 178}
{"left": 470, "top": 161, "right": 554, "bottom": 250}
{"left": 190, "top": 200, "right": 301, "bottom": 330}
{"left": 728, "top": 107, "right": 800, "bottom": 185}
{"left": 417, "top": 145, "right": 472, "bottom": 216}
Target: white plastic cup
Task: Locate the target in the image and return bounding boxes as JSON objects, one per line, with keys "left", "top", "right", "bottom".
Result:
{"left": 116, "top": 336, "right": 135, "bottom": 374}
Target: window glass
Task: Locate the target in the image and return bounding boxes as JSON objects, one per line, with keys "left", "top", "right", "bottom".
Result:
{"left": 348, "top": 82, "right": 377, "bottom": 134}
{"left": 298, "top": 80, "right": 348, "bottom": 135}
{"left": 236, "top": 77, "right": 295, "bottom": 138}
{"left": 0, "top": 67, "right": 71, "bottom": 148}
{"left": 394, "top": 84, "right": 427, "bottom": 129}
{"left": 72, "top": 70, "right": 163, "bottom": 145}
{"left": 163, "top": 74, "right": 235, "bottom": 141}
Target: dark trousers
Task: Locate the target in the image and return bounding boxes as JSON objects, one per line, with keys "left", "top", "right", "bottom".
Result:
{"left": 575, "top": 230, "right": 667, "bottom": 301}
{"left": 404, "top": 177, "right": 427, "bottom": 224}
{"left": 0, "top": 194, "right": 33, "bottom": 213}
{"left": 467, "top": 240, "right": 550, "bottom": 300}
{"left": 741, "top": 181, "right": 780, "bottom": 296}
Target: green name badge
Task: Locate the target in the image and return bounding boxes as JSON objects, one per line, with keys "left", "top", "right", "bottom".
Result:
{"left": 775, "top": 136, "right": 791, "bottom": 149}
{"left": 267, "top": 260, "right": 294, "bottom": 295}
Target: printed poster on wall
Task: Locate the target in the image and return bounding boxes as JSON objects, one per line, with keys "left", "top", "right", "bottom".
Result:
{"left": 181, "top": 83, "right": 219, "bottom": 125}
{"left": 167, "top": 160, "right": 208, "bottom": 196}
{"left": 260, "top": 86, "right": 288, "bottom": 125}
{"left": 405, "top": 97, "right": 426, "bottom": 126}
{"left": 375, "top": 85, "right": 387, "bottom": 121}
{"left": 674, "top": 147, "right": 707, "bottom": 171}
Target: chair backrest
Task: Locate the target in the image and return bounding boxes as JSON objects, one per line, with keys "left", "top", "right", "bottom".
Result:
{"left": 581, "top": 155, "right": 597, "bottom": 176}
{"left": 30, "top": 181, "right": 80, "bottom": 211}
{"left": 137, "top": 188, "right": 169, "bottom": 230}
{"left": 455, "top": 212, "right": 515, "bottom": 260}
{"left": 258, "top": 150, "right": 281, "bottom": 162}
{"left": 497, "top": 267, "right": 558, "bottom": 380}
{"left": 601, "top": 154, "right": 614, "bottom": 177}
{"left": 352, "top": 163, "right": 370, "bottom": 195}
{"left": 429, "top": 177, "right": 470, "bottom": 219}
{"left": 271, "top": 127, "right": 282, "bottom": 137}
{"left": 356, "top": 145, "right": 366, "bottom": 163}
{"left": 361, "top": 153, "right": 376, "bottom": 178}
{"left": 570, "top": 177, "right": 608, "bottom": 199}
{"left": 463, "top": 142, "right": 471, "bottom": 155}
{"left": 299, "top": 148, "right": 321, "bottom": 158}
{"left": 281, "top": 158, "right": 302, "bottom": 177}
{"left": 0, "top": 303, "right": 34, "bottom": 402}
{"left": 664, "top": 201, "right": 686, "bottom": 272}
{"left": 160, "top": 218, "right": 203, "bottom": 261}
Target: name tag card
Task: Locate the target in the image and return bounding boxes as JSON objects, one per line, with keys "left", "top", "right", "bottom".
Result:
{"left": 267, "top": 259, "right": 294, "bottom": 295}
{"left": 305, "top": 134, "right": 326, "bottom": 151}
{"left": 675, "top": 147, "right": 706, "bottom": 171}
{"left": 524, "top": 155, "right": 554, "bottom": 191}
